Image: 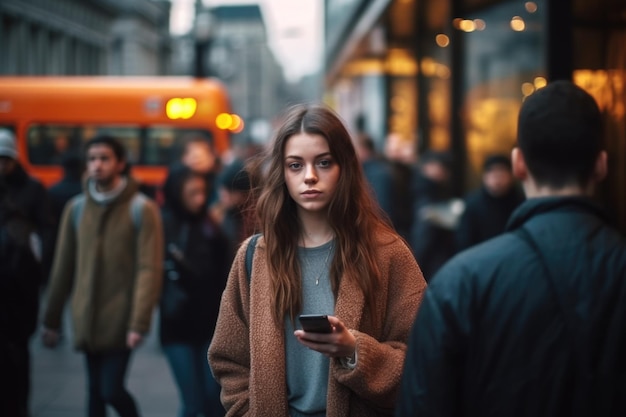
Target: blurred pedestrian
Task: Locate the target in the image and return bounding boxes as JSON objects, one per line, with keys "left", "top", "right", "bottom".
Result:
{"left": 178, "top": 133, "right": 219, "bottom": 205}
{"left": 48, "top": 152, "right": 84, "bottom": 223}
{"left": 397, "top": 81, "right": 626, "bottom": 416}
{"left": 409, "top": 151, "right": 461, "bottom": 281}
{"left": 209, "top": 104, "right": 426, "bottom": 417}
{"left": 0, "top": 128, "right": 54, "bottom": 279}
{"left": 455, "top": 154, "right": 524, "bottom": 252}
{"left": 160, "top": 164, "right": 230, "bottom": 417}
{"left": 354, "top": 133, "right": 395, "bottom": 220}
{"left": 47, "top": 152, "right": 84, "bottom": 288}
{"left": 0, "top": 186, "right": 42, "bottom": 417}
{"left": 42, "top": 135, "right": 164, "bottom": 417}
{"left": 210, "top": 159, "right": 253, "bottom": 255}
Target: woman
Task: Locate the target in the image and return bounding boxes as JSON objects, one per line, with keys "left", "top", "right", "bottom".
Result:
{"left": 209, "top": 105, "right": 427, "bottom": 417}
{"left": 160, "top": 165, "right": 230, "bottom": 417}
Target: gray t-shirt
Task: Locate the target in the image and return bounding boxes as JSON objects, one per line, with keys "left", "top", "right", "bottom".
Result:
{"left": 285, "top": 239, "right": 336, "bottom": 417}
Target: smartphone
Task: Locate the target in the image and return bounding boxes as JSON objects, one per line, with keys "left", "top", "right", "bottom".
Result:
{"left": 298, "top": 314, "right": 333, "bottom": 333}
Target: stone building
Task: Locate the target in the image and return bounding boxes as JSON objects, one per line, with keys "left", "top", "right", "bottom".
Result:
{"left": 0, "top": 0, "right": 171, "bottom": 76}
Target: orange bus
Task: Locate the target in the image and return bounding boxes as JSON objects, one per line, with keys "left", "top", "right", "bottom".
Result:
{"left": 0, "top": 76, "right": 235, "bottom": 188}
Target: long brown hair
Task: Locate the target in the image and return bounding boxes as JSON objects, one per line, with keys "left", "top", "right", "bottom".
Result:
{"left": 254, "top": 104, "right": 395, "bottom": 326}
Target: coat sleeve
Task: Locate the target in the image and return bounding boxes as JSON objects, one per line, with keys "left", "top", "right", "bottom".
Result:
{"left": 208, "top": 238, "right": 253, "bottom": 417}
{"left": 395, "top": 261, "right": 470, "bottom": 417}
{"left": 43, "top": 199, "right": 78, "bottom": 330}
{"left": 333, "top": 240, "right": 427, "bottom": 412}
{"left": 129, "top": 200, "right": 164, "bottom": 335}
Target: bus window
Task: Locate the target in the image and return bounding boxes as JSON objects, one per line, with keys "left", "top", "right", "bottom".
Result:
{"left": 145, "top": 126, "right": 214, "bottom": 166}
{"left": 27, "top": 124, "right": 141, "bottom": 166}
{"left": 26, "top": 124, "right": 213, "bottom": 167}
{"left": 27, "top": 125, "right": 82, "bottom": 165}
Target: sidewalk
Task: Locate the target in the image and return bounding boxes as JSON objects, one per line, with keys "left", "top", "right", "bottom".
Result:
{"left": 30, "top": 312, "right": 179, "bottom": 417}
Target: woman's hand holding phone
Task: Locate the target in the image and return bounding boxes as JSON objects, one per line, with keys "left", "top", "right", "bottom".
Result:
{"left": 294, "top": 315, "right": 356, "bottom": 359}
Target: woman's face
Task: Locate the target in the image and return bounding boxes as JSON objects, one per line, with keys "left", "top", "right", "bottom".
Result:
{"left": 283, "top": 132, "right": 340, "bottom": 215}
{"left": 181, "top": 176, "right": 207, "bottom": 214}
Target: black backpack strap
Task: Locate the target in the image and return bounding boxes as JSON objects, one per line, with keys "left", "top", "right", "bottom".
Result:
{"left": 245, "top": 234, "right": 261, "bottom": 285}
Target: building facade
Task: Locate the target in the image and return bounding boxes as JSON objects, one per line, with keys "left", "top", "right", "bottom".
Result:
{"left": 208, "top": 4, "right": 289, "bottom": 143}
{"left": 325, "top": 0, "right": 626, "bottom": 233}
{"left": 0, "top": 0, "right": 171, "bottom": 76}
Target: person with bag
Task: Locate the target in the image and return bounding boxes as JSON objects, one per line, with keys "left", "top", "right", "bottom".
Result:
{"left": 208, "top": 104, "right": 427, "bottom": 417}
{"left": 42, "top": 135, "right": 163, "bottom": 417}
{"left": 160, "top": 164, "right": 230, "bottom": 417}
{"left": 0, "top": 185, "right": 42, "bottom": 417}
{"left": 396, "top": 81, "right": 626, "bottom": 416}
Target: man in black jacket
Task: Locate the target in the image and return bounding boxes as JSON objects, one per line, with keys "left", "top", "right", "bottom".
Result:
{"left": 456, "top": 154, "right": 525, "bottom": 252}
{"left": 0, "top": 129, "right": 54, "bottom": 278}
{"left": 397, "top": 81, "right": 626, "bottom": 417}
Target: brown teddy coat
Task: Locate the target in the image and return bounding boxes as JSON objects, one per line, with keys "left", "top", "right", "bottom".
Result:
{"left": 208, "top": 232, "right": 426, "bottom": 417}
{"left": 43, "top": 178, "right": 163, "bottom": 352}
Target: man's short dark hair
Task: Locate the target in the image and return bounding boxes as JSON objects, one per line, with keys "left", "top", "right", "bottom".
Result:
{"left": 85, "top": 135, "right": 126, "bottom": 162}
{"left": 483, "top": 154, "right": 511, "bottom": 172}
{"left": 517, "top": 80, "right": 602, "bottom": 188}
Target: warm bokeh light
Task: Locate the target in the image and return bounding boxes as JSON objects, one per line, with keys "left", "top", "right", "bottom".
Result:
{"left": 534, "top": 76, "right": 547, "bottom": 89}
{"left": 216, "top": 113, "right": 245, "bottom": 133}
{"left": 574, "top": 70, "right": 626, "bottom": 119}
{"left": 228, "top": 114, "right": 244, "bottom": 133}
{"left": 215, "top": 113, "right": 233, "bottom": 130}
{"left": 474, "top": 19, "right": 486, "bottom": 31}
{"left": 459, "top": 19, "right": 476, "bottom": 32}
{"left": 452, "top": 18, "right": 463, "bottom": 29}
{"left": 436, "top": 34, "right": 450, "bottom": 47}
{"left": 521, "top": 82, "right": 535, "bottom": 96}
{"left": 166, "top": 98, "right": 197, "bottom": 120}
{"left": 510, "top": 16, "right": 526, "bottom": 31}
{"left": 420, "top": 57, "right": 437, "bottom": 77}
{"left": 436, "top": 65, "right": 451, "bottom": 79}
{"left": 525, "top": 2, "right": 538, "bottom": 13}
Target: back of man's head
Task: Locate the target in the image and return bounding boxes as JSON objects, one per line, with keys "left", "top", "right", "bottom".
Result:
{"left": 517, "top": 80, "right": 602, "bottom": 188}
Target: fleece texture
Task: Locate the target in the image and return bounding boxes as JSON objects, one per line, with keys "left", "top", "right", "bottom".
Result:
{"left": 209, "top": 231, "right": 426, "bottom": 417}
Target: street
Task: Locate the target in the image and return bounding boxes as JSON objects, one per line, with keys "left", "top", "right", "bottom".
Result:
{"left": 30, "top": 311, "right": 179, "bottom": 417}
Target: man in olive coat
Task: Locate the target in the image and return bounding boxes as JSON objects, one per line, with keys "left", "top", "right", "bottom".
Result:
{"left": 42, "top": 135, "right": 163, "bottom": 417}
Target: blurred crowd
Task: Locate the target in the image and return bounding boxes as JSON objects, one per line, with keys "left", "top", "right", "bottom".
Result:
{"left": 0, "top": 79, "right": 624, "bottom": 417}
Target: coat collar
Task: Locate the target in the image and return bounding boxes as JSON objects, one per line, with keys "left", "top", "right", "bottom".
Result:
{"left": 506, "top": 196, "right": 610, "bottom": 231}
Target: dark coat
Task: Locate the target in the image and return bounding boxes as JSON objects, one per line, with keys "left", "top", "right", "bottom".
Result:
{"left": 48, "top": 176, "right": 83, "bottom": 223}
{"left": 1, "top": 163, "right": 54, "bottom": 275}
{"left": 397, "top": 197, "right": 626, "bottom": 417}
{"left": 0, "top": 202, "right": 41, "bottom": 345}
{"left": 456, "top": 185, "right": 525, "bottom": 252}
{"left": 159, "top": 167, "right": 230, "bottom": 345}
{"left": 409, "top": 173, "right": 456, "bottom": 282}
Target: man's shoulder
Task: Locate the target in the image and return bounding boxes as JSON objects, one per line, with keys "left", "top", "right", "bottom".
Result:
{"left": 430, "top": 232, "right": 524, "bottom": 290}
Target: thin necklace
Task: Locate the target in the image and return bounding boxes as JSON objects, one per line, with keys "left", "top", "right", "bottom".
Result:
{"left": 302, "top": 241, "right": 334, "bottom": 286}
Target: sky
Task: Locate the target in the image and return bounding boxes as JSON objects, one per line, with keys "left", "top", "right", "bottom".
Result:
{"left": 170, "top": 0, "right": 323, "bottom": 82}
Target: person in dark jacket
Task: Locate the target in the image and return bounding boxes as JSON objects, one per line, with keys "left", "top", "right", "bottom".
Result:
{"left": 48, "top": 152, "right": 84, "bottom": 223}
{"left": 396, "top": 80, "right": 626, "bottom": 417}
{"left": 354, "top": 134, "right": 395, "bottom": 219}
{"left": 0, "top": 129, "right": 55, "bottom": 278}
{"left": 409, "top": 151, "right": 461, "bottom": 281}
{"left": 456, "top": 154, "right": 525, "bottom": 252}
{"left": 0, "top": 185, "right": 42, "bottom": 417}
{"left": 160, "top": 164, "right": 230, "bottom": 417}
{"left": 210, "top": 159, "right": 253, "bottom": 257}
